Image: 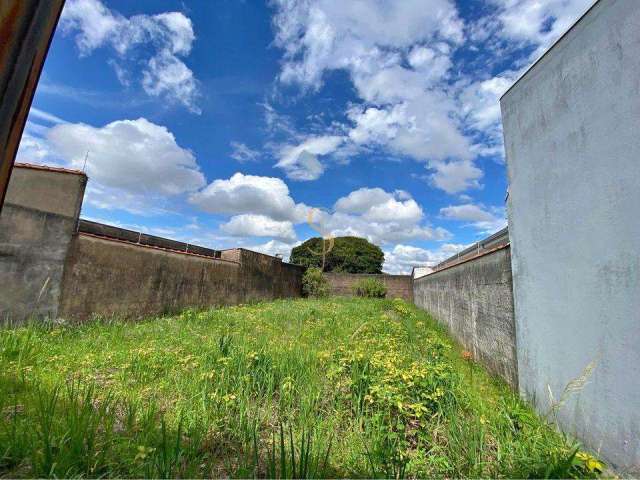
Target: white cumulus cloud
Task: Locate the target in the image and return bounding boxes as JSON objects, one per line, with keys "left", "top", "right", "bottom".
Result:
{"left": 275, "top": 135, "right": 344, "bottom": 181}
{"left": 491, "top": 0, "right": 594, "bottom": 54}
{"left": 430, "top": 160, "right": 483, "bottom": 194}
{"left": 19, "top": 117, "right": 205, "bottom": 214}
{"left": 48, "top": 118, "right": 205, "bottom": 196}
{"left": 189, "top": 173, "right": 308, "bottom": 222}
{"left": 383, "top": 243, "right": 468, "bottom": 274}
{"left": 60, "top": 0, "right": 199, "bottom": 112}
{"left": 320, "top": 188, "right": 450, "bottom": 245}
{"left": 334, "top": 188, "right": 423, "bottom": 224}
{"left": 270, "top": 0, "right": 485, "bottom": 191}
{"left": 440, "top": 203, "right": 507, "bottom": 234}
{"left": 221, "top": 214, "right": 297, "bottom": 242}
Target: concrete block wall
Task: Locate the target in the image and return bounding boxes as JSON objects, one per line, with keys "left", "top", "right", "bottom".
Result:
{"left": 58, "top": 243, "right": 303, "bottom": 322}
{"left": 501, "top": 0, "right": 640, "bottom": 471}
{"left": 232, "top": 249, "right": 304, "bottom": 302}
{"left": 0, "top": 164, "right": 304, "bottom": 323}
{"left": 413, "top": 246, "right": 517, "bottom": 387}
{"left": 0, "top": 164, "right": 86, "bottom": 322}
{"left": 324, "top": 273, "right": 413, "bottom": 301}
{"left": 58, "top": 234, "right": 244, "bottom": 320}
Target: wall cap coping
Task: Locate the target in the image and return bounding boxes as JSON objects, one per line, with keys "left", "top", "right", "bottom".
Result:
{"left": 77, "top": 232, "right": 241, "bottom": 265}
{"left": 221, "top": 247, "right": 304, "bottom": 269}
{"left": 323, "top": 272, "right": 411, "bottom": 278}
{"left": 14, "top": 162, "right": 87, "bottom": 177}
{"left": 423, "top": 243, "right": 511, "bottom": 276}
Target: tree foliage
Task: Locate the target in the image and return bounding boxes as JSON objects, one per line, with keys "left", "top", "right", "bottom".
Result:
{"left": 290, "top": 236, "right": 384, "bottom": 273}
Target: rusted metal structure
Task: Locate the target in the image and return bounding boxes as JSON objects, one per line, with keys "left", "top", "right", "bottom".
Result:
{"left": 0, "top": 0, "right": 65, "bottom": 211}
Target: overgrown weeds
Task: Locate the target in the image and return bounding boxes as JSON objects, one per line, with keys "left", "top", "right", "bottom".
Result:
{"left": 353, "top": 278, "right": 387, "bottom": 298}
{"left": 0, "top": 298, "right": 603, "bottom": 478}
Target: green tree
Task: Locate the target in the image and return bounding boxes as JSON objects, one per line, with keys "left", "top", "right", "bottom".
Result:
{"left": 290, "top": 236, "right": 384, "bottom": 273}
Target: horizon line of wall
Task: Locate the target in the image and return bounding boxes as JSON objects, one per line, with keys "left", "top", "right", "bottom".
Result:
{"left": 0, "top": 163, "right": 304, "bottom": 323}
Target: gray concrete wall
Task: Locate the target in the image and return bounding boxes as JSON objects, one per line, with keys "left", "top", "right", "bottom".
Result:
{"left": 500, "top": 0, "right": 640, "bottom": 471}
{"left": 0, "top": 165, "right": 304, "bottom": 323}
{"left": 233, "top": 249, "right": 305, "bottom": 302}
{"left": 324, "top": 273, "right": 413, "bottom": 301}
{"left": 58, "top": 240, "right": 304, "bottom": 321}
{"left": 0, "top": 165, "right": 86, "bottom": 322}
{"left": 59, "top": 234, "right": 244, "bottom": 320}
{"left": 413, "top": 247, "right": 517, "bottom": 387}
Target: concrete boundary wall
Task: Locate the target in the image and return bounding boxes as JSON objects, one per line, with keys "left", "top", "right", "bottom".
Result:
{"left": 501, "top": 0, "right": 640, "bottom": 471}
{"left": 413, "top": 246, "right": 517, "bottom": 387}
{"left": 59, "top": 234, "right": 242, "bottom": 319}
{"left": 58, "top": 238, "right": 304, "bottom": 321}
{"left": 323, "top": 273, "right": 413, "bottom": 301}
{"left": 0, "top": 164, "right": 304, "bottom": 323}
{"left": 0, "top": 165, "right": 86, "bottom": 322}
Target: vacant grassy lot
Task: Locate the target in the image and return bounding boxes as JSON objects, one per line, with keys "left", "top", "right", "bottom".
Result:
{"left": 1, "top": 298, "right": 601, "bottom": 478}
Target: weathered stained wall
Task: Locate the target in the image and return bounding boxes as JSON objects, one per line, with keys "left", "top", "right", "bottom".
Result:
{"left": 0, "top": 164, "right": 303, "bottom": 323}
{"left": 232, "top": 249, "right": 304, "bottom": 302}
{"left": 324, "top": 273, "right": 413, "bottom": 301}
{"left": 500, "top": 0, "right": 640, "bottom": 471}
{"left": 413, "top": 247, "right": 517, "bottom": 387}
{"left": 0, "top": 164, "right": 86, "bottom": 322}
{"left": 59, "top": 239, "right": 303, "bottom": 321}
{"left": 59, "top": 234, "right": 242, "bottom": 320}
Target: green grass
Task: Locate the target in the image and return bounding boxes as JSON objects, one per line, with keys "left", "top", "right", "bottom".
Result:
{"left": 0, "top": 298, "right": 603, "bottom": 478}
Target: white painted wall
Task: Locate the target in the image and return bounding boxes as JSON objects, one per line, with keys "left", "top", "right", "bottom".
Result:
{"left": 501, "top": 0, "right": 640, "bottom": 472}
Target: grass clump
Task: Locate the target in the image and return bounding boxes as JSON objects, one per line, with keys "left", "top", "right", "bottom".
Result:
{"left": 353, "top": 277, "right": 387, "bottom": 298}
{"left": 302, "top": 267, "right": 330, "bottom": 298}
{"left": 0, "top": 298, "right": 602, "bottom": 478}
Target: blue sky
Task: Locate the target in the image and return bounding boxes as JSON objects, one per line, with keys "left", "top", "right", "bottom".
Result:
{"left": 18, "top": 0, "right": 593, "bottom": 273}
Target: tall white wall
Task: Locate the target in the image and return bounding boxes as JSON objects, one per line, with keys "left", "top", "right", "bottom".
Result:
{"left": 500, "top": 0, "right": 640, "bottom": 472}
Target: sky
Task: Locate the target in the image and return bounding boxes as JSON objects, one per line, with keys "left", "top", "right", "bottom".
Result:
{"left": 17, "top": 0, "right": 593, "bottom": 273}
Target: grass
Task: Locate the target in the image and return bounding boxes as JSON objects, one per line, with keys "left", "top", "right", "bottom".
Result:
{"left": 0, "top": 298, "right": 603, "bottom": 478}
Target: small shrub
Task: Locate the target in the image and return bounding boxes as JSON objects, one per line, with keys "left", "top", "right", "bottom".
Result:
{"left": 353, "top": 278, "right": 387, "bottom": 298}
{"left": 302, "top": 267, "right": 330, "bottom": 298}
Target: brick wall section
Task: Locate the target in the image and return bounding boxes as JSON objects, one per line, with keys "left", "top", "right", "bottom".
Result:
{"left": 323, "top": 273, "right": 413, "bottom": 301}
{"left": 413, "top": 246, "right": 517, "bottom": 387}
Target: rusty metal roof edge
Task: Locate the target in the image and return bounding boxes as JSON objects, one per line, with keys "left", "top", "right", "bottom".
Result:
{"left": 15, "top": 162, "right": 86, "bottom": 177}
